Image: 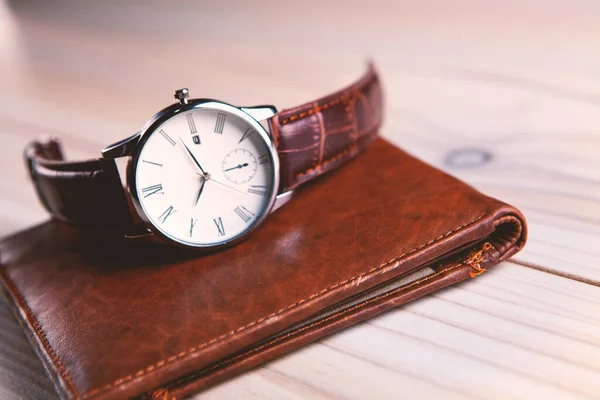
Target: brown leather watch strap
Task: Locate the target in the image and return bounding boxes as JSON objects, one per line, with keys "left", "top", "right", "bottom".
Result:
{"left": 24, "top": 139, "right": 132, "bottom": 228}
{"left": 24, "top": 66, "right": 383, "bottom": 228}
{"left": 269, "top": 64, "right": 383, "bottom": 192}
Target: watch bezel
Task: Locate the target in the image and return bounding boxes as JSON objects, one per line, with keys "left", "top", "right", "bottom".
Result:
{"left": 127, "top": 98, "right": 280, "bottom": 249}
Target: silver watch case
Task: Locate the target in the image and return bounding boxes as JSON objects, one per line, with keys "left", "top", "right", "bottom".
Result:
{"left": 102, "top": 98, "right": 292, "bottom": 249}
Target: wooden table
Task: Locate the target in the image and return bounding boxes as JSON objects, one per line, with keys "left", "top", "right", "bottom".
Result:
{"left": 1, "top": 1, "right": 599, "bottom": 398}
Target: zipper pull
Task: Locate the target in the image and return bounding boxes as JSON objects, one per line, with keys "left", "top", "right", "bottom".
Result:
{"left": 466, "top": 242, "right": 494, "bottom": 278}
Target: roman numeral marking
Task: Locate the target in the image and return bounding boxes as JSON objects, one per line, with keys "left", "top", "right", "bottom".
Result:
{"left": 142, "top": 160, "right": 162, "bottom": 167}
{"left": 186, "top": 114, "right": 197, "bottom": 134}
{"left": 186, "top": 114, "right": 200, "bottom": 145}
{"left": 234, "top": 205, "right": 254, "bottom": 223}
{"left": 238, "top": 128, "right": 255, "bottom": 143}
{"left": 158, "top": 205, "right": 176, "bottom": 223}
{"left": 214, "top": 113, "right": 227, "bottom": 134}
{"left": 213, "top": 217, "right": 225, "bottom": 236}
{"left": 160, "top": 129, "right": 176, "bottom": 146}
{"left": 248, "top": 185, "right": 268, "bottom": 196}
{"left": 141, "top": 184, "right": 163, "bottom": 198}
{"left": 189, "top": 218, "right": 197, "bottom": 237}
{"left": 258, "top": 154, "right": 269, "bottom": 164}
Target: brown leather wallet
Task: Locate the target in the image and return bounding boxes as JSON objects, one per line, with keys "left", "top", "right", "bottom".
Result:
{"left": 0, "top": 138, "right": 527, "bottom": 399}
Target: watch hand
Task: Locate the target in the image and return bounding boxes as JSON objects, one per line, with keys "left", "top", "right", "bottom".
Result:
{"left": 194, "top": 177, "right": 206, "bottom": 206}
{"left": 209, "top": 178, "right": 249, "bottom": 196}
{"left": 223, "top": 163, "right": 249, "bottom": 172}
{"left": 179, "top": 138, "right": 207, "bottom": 176}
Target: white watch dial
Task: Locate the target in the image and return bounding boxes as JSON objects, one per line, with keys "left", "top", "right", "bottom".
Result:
{"left": 134, "top": 106, "right": 276, "bottom": 247}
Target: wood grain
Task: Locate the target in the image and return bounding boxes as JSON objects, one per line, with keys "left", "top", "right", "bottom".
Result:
{"left": 0, "top": 0, "right": 599, "bottom": 399}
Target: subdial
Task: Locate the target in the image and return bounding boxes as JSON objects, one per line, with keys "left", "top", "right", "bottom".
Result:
{"left": 222, "top": 148, "right": 258, "bottom": 184}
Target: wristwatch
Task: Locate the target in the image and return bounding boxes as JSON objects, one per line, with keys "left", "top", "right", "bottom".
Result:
{"left": 25, "top": 65, "right": 383, "bottom": 249}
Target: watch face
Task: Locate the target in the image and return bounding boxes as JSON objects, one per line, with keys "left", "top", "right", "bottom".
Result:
{"left": 131, "top": 102, "right": 278, "bottom": 248}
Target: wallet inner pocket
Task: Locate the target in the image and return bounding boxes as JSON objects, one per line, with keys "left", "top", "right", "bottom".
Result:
{"left": 279, "top": 265, "right": 437, "bottom": 335}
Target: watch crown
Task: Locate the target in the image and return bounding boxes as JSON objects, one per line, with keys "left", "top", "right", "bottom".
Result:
{"left": 174, "top": 88, "right": 190, "bottom": 105}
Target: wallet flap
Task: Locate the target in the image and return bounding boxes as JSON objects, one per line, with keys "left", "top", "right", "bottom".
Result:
{"left": 0, "top": 138, "right": 526, "bottom": 399}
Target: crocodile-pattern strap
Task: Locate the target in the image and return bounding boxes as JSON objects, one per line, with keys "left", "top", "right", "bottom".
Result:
{"left": 269, "top": 65, "right": 383, "bottom": 192}
{"left": 24, "top": 139, "right": 132, "bottom": 228}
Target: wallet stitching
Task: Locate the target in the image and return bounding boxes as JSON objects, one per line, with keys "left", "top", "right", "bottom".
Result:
{"left": 82, "top": 212, "right": 486, "bottom": 399}
{"left": 150, "top": 388, "right": 175, "bottom": 400}
{"left": 182, "top": 257, "right": 474, "bottom": 380}
{"left": 0, "top": 267, "right": 81, "bottom": 399}
{"left": 152, "top": 242, "right": 494, "bottom": 394}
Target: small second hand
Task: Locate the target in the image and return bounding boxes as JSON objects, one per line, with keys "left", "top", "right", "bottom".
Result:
{"left": 223, "top": 163, "right": 249, "bottom": 172}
